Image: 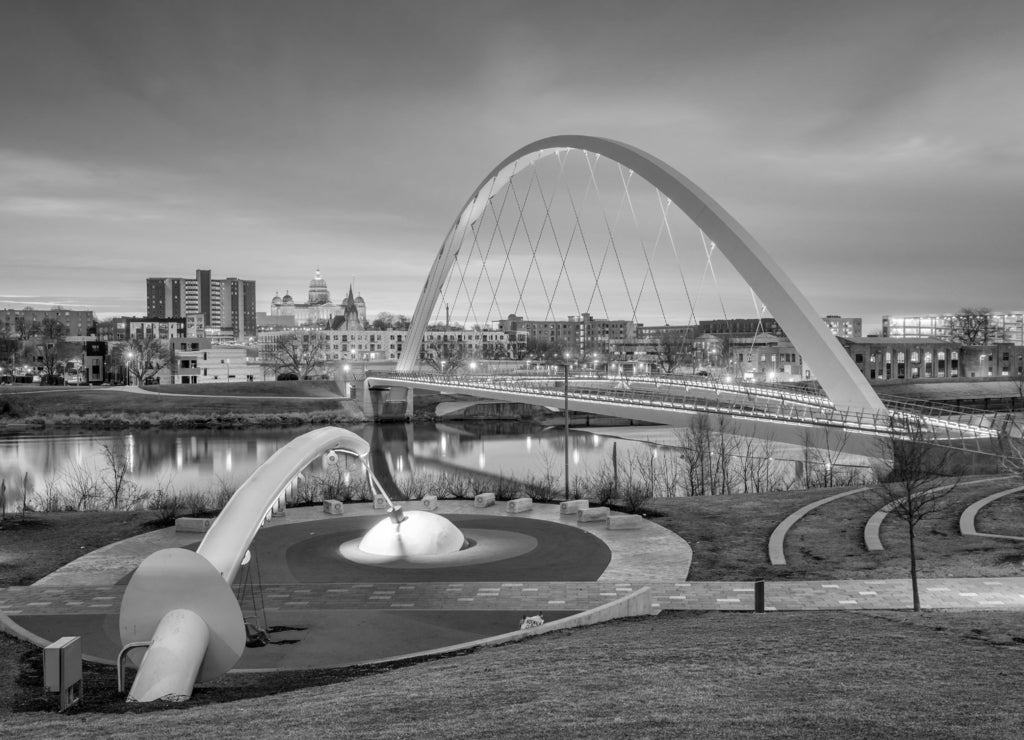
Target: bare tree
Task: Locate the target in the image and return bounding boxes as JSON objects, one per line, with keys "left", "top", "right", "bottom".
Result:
{"left": 679, "top": 413, "right": 715, "bottom": 495}
{"left": 948, "top": 307, "right": 1006, "bottom": 345}
{"left": 24, "top": 318, "right": 76, "bottom": 383}
{"left": 264, "top": 333, "right": 330, "bottom": 379}
{"left": 740, "top": 433, "right": 787, "bottom": 493}
{"left": 800, "top": 426, "right": 861, "bottom": 488}
{"left": 111, "top": 335, "right": 171, "bottom": 385}
{"left": 998, "top": 412, "right": 1024, "bottom": 484}
{"left": 0, "top": 322, "right": 20, "bottom": 372}
{"left": 423, "top": 339, "right": 466, "bottom": 373}
{"left": 873, "top": 418, "right": 964, "bottom": 611}
{"left": 650, "top": 329, "right": 693, "bottom": 374}
{"left": 100, "top": 443, "right": 141, "bottom": 510}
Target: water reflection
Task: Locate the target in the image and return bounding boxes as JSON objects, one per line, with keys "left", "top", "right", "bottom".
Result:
{"left": 0, "top": 421, "right": 873, "bottom": 508}
{"left": 0, "top": 423, "right": 645, "bottom": 506}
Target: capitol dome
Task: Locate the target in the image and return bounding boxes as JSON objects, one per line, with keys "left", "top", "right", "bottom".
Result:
{"left": 308, "top": 269, "right": 331, "bottom": 305}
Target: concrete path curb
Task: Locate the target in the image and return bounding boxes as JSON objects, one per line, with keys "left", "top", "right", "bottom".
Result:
{"left": 768, "top": 487, "right": 868, "bottom": 565}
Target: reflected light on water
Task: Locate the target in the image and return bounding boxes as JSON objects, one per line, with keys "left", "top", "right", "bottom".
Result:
{"left": 226, "top": 448, "right": 233, "bottom": 473}
{"left": 126, "top": 434, "right": 135, "bottom": 471}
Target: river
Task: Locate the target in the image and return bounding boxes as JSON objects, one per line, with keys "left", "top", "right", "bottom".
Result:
{"left": 0, "top": 420, "right": 875, "bottom": 511}
{"left": 0, "top": 422, "right": 673, "bottom": 509}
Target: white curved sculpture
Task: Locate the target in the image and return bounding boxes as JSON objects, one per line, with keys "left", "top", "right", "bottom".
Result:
{"left": 119, "top": 427, "right": 371, "bottom": 702}
{"left": 398, "top": 135, "right": 885, "bottom": 413}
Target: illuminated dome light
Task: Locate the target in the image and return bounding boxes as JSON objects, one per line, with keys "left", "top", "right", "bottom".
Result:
{"left": 359, "top": 510, "right": 465, "bottom": 558}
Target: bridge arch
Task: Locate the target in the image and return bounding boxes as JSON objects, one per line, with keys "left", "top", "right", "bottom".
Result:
{"left": 399, "top": 135, "right": 884, "bottom": 413}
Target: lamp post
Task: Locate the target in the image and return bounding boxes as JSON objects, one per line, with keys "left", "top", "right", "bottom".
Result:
{"left": 126, "top": 351, "right": 134, "bottom": 386}
{"left": 561, "top": 353, "right": 571, "bottom": 501}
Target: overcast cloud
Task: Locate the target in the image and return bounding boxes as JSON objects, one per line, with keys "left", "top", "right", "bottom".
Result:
{"left": 1, "top": 0, "right": 1023, "bottom": 331}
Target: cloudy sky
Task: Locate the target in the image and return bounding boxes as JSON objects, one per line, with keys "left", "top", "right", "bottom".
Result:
{"left": 2, "top": 0, "right": 1022, "bottom": 332}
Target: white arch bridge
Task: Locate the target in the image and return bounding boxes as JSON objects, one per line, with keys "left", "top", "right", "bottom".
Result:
{"left": 364, "top": 135, "right": 1006, "bottom": 453}
{"left": 363, "top": 371, "right": 1006, "bottom": 454}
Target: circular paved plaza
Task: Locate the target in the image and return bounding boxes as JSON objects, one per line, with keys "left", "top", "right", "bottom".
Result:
{"left": 0, "top": 501, "right": 692, "bottom": 670}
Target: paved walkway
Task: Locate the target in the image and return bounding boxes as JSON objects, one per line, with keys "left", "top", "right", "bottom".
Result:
{"left": 4, "top": 577, "right": 1024, "bottom": 617}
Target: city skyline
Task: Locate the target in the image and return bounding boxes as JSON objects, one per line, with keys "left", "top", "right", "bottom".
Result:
{"left": 3, "top": 1, "right": 1024, "bottom": 332}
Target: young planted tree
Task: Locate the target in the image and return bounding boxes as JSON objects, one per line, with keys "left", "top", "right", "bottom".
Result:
{"left": 873, "top": 417, "right": 964, "bottom": 611}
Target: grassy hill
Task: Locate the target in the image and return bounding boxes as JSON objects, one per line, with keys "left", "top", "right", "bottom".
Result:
{"left": 2, "top": 479, "right": 1023, "bottom": 734}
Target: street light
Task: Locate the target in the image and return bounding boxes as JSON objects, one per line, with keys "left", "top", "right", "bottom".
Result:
{"left": 560, "top": 355, "right": 571, "bottom": 501}
{"left": 125, "top": 351, "right": 135, "bottom": 386}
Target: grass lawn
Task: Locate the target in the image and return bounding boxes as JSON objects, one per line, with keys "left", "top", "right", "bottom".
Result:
{"left": 0, "top": 511, "right": 159, "bottom": 587}
{"left": 653, "top": 478, "right": 1024, "bottom": 581}
{"left": 142, "top": 380, "right": 345, "bottom": 398}
{"left": 976, "top": 488, "right": 1024, "bottom": 538}
{"left": 0, "top": 381, "right": 362, "bottom": 427}
{"left": 3, "top": 611, "right": 1024, "bottom": 738}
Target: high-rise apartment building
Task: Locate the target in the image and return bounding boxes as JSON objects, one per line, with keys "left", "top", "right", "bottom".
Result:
{"left": 146, "top": 269, "right": 255, "bottom": 340}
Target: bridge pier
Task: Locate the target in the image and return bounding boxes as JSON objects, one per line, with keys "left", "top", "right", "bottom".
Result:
{"left": 363, "top": 380, "right": 414, "bottom": 422}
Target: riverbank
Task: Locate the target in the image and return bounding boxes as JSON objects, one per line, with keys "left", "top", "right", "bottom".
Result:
{"left": 0, "top": 381, "right": 365, "bottom": 430}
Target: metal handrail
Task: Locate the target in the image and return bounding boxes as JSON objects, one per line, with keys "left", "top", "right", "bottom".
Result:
{"left": 117, "top": 641, "right": 151, "bottom": 694}
{"left": 375, "top": 371, "right": 1004, "bottom": 451}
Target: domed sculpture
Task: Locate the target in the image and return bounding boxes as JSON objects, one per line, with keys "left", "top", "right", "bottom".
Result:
{"left": 359, "top": 508, "right": 466, "bottom": 558}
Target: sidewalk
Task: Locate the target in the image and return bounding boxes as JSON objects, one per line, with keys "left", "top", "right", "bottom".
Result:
{"left": 3, "top": 577, "right": 1024, "bottom": 617}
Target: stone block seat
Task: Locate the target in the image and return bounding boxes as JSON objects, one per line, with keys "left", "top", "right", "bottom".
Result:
{"left": 607, "top": 513, "right": 643, "bottom": 530}
{"left": 421, "top": 494, "right": 439, "bottom": 511}
{"left": 175, "top": 517, "right": 213, "bottom": 533}
{"left": 474, "top": 492, "right": 496, "bottom": 508}
{"left": 323, "top": 499, "right": 344, "bottom": 515}
{"left": 577, "top": 506, "right": 610, "bottom": 523}
{"left": 506, "top": 497, "right": 533, "bottom": 513}
{"left": 560, "top": 499, "right": 590, "bottom": 516}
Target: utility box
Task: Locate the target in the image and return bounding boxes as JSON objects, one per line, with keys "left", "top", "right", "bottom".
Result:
{"left": 44, "top": 636, "right": 83, "bottom": 711}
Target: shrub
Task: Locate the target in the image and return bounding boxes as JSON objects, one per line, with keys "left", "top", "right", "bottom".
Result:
{"left": 149, "top": 491, "right": 183, "bottom": 526}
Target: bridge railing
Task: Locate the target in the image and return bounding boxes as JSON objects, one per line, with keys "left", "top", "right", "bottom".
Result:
{"left": 376, "top": 371, "right": 1005, "bottom": 451}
